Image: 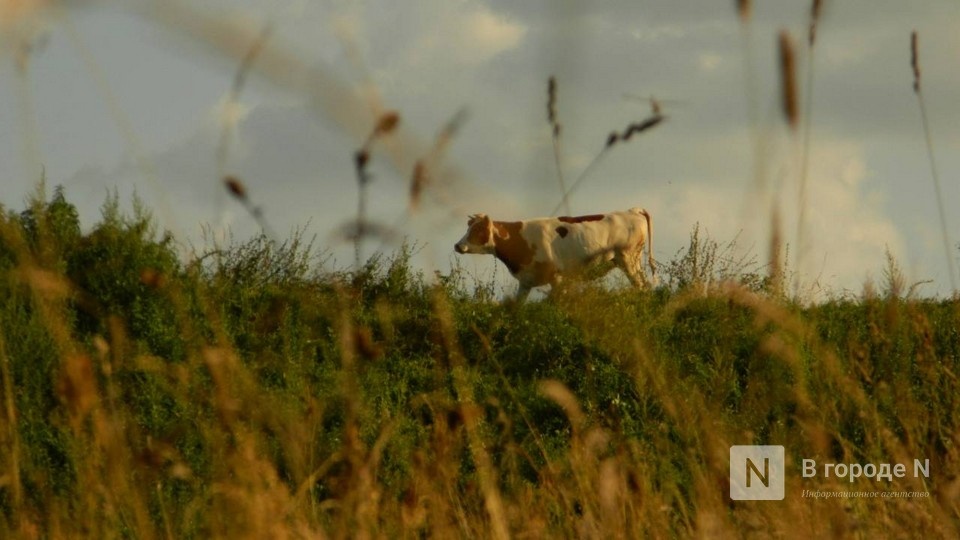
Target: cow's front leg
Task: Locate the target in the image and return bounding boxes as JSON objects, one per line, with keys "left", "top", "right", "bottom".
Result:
{"left": 514, "top": 284, "right": 532, "bottom": 303}
{"left": 547, "top": 274, "right": 566, "bottom": 298}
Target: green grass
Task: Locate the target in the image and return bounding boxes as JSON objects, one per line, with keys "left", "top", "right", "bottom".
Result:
{"left": 0, "top": 189, "right": 958, "bottom": 538}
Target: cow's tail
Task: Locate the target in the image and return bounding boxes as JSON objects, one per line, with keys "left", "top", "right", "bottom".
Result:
{"left": 631, "top": 207, "right": 656, "bottom": 277}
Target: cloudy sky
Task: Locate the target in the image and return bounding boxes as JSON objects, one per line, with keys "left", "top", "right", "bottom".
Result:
{"left": 1, "top": 0, "right": 958, "bottom": 298}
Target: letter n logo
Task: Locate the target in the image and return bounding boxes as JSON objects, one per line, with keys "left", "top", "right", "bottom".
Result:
{"left": 746, "top": 456, "right": 769, "bottom": 487}
{"left": 730, "top": 445, "right": 785, "bottom": 500}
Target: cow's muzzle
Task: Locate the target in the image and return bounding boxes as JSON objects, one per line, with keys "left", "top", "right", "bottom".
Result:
{"left": 454, "top": 243, "right": 468, "bottom": 254}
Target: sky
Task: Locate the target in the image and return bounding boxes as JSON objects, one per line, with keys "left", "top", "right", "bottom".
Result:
{"left": 1, "top": 0, "right": 959, "bottom": 299}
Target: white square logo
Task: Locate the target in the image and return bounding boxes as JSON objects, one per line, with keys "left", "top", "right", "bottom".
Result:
{"left": 730, "top": 445, "right": 785, "bottom": 500}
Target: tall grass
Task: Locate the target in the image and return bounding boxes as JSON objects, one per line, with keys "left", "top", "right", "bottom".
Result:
{"left": 0, "top": 190, "right": 958, "bottom": 538}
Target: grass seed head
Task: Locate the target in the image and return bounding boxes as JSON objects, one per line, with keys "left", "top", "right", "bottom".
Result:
{"left": 619, "top": 114, "right": 664, "bottom": 142}
{"left": 374, "top": 110, "right": 400, "bottom": 136}
{"left": 778, "top": 30, "right": 799, "bottom": 130}
{"left": 809, "top": 0, "right": 823, "bottom": 46}
{"left": 911, "top": 31, "right": 921, "bottom": 93}
{"left": 736, "top": 0, "right": 751, "bottom": 23}
{"left": 224, "top": 175, "right": 247, "bottom": 200}
{"left": 547, "top": 76, "right": 558, "bottom": 126}
{"left": 629, "top": 115, "right": 664, "bottom": 136}
{"left": 605, "top": 132, "right": 619, "bottom": 148}
{"left": 410, "top": 160, "right": 426, "bottom": 210}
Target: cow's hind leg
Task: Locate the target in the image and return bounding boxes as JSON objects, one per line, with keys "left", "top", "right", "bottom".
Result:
{"left": 614, "top": 249, "right": 648, "bottom": 289}
{"left": 514, "top": 284, "right": 532, "bottom": 303}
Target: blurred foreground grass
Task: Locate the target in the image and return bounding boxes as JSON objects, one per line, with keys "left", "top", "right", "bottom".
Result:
{"left": 0, "top": 189, "right": 958, "bottom": 538}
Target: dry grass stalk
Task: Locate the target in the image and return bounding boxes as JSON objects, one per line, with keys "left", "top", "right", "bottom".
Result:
{"left": 797, "top": 0, "right": 825, "bottom": 297}
{"left": 409, "top": 109, "right": 468, "bottom": 211}
{"left": 352, "top": 111, "right": 402, "bottom": 266}
{"left": 808, "top": 0, "right": 823, "bottom": 46}
{"left": 736, "top": 0, "right": 751, "bottom": 23}
{"left": 217, "top": 23, "right": 272, "bottom": 180}
{"left": 734, "top": 0, "right": 766, "bottom": 222}
{"left": 547, "top": 76, "right": 571, "bottom": 215}
{"left": 620, "top": 115, "right": 664, "bottom": 142}
{"left": 778, "top": 30, "right": 799, "bottom": 130}
{"left": 911, "top": 31, "right": 921, "bottom": 93}
{"left": 909, "top": 31, "right": 958, "bottom": 293}
{"left": 621, "top": 93, "right": 681, "bottom": 113}
{"left": 222, "top": 175, "right": 277, "bottom": 240}
{"left": 547, "top": 76, "right": 559, "bottom": 135}
{"left": 551, "top": 103, "right": 665, "bottom": 216}
{"left": 410, "top": 161, "right": 427, "bottom": 211}
{"left": 0, "top": 332, "right": 22, "bottom": 519}
{"left": 432, "top": 291, "right": 510, "bottom": 540}
{"left": 361, "top": 109, "right": 401, "bottom": 150}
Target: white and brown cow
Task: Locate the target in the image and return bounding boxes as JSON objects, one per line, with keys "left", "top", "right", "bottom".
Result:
{"left": 454, "top": 207, "right": 655, "bottom": 302}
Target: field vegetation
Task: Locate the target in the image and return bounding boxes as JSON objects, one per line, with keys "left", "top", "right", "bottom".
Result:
{"left": 2, "top": 2, "right": 959, "bottom": 537}
{"left": 0, "top": 189, "right": 958, "bottom": 538}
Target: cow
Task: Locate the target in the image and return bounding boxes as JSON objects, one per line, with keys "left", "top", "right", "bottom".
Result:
{"left": 454, "top": 207, "right": 656, "bottom": 302}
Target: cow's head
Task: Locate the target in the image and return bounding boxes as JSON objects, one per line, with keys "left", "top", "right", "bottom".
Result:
{"left": 455, "top": 214, "right": 497, "bottom": 254}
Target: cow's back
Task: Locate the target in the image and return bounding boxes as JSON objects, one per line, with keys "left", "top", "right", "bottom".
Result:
{"left": 544, "top": 211, "right": 642, "bottom": 271}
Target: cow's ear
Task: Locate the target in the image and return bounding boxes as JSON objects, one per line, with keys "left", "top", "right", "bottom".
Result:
{"left": 493, "top": 222, "right": 509, "bottom": 240}
{"left": 468, "top": 213, "right": 487, "bottom": 225}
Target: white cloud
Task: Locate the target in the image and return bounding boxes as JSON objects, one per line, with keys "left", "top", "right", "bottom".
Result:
{"left": 790, "top": 141, "right": 904, "bottom": 295}
{"left": 463, "top": 7, "right": 526, "bottom": 59}
{"left": 626, "top": 138, "right": 904, "bottom": 298}
{"left": 406, "top": 3, "right": 526, "bottom": 66}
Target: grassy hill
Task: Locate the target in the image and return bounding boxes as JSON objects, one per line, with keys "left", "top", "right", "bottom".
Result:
{"left": 0, "top": 189, "right": 958, "bottom": 538}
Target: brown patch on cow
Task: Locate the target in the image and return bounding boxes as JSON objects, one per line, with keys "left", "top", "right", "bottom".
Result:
{"left": 556, "top": 226, "right": 569, "bottom": 238}
{"left": 558, "top": 214, "right": 605, "bottom": 224}
{"left": 468, "top": 215, "right": 491, "bottom": 245}
{"left": 492, "top": 221, "right": 534, "bottom": 275}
